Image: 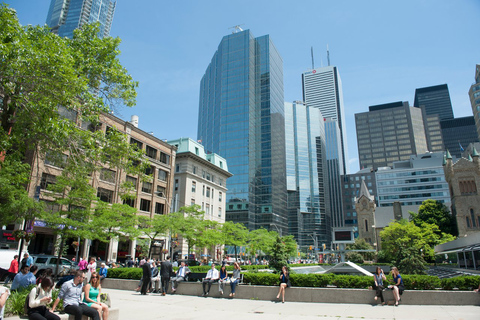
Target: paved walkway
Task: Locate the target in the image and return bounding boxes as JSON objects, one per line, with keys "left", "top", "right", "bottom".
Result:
{"left": 105, "top": 288, "right": 479, "bottom": 320}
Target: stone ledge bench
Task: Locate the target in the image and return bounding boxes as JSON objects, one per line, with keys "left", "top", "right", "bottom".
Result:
{"left": 5, "top": 308, "right": 119, "bottom": 320}
{"left": 100, "top": 278, "right": 480, "bottom": 305}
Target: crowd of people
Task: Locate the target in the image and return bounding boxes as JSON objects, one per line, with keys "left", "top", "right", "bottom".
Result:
{"left": 1, "top": 254, "right": 110, "bottom": 320}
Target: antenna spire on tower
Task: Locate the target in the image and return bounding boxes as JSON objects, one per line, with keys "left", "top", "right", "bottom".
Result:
{"left": 311, "top": 46, "right": 315, "bottom": 69}
{"left": 228, "top": 24, "right": 245, "bottom": 33}
{"left": 327, "top": 44, "right": 330, "bottom": 66}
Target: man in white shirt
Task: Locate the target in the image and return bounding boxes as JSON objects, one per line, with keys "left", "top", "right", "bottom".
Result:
{"left": 202, "top": 264, "right": 219, "bottom": 296}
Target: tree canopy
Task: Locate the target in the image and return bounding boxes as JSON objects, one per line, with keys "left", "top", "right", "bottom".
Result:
{"left": 410, "top": 199, "right": 458, "bottom": 237}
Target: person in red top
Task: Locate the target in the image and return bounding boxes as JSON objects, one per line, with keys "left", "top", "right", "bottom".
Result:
{"left": 4, "top": 255, "right": 19, "bottom": 285}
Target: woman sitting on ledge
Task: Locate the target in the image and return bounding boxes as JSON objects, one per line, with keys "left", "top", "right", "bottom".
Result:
{"left": 83, "top": 272, "right": 109, "bottom": 320}
{"left": 373, "top": 267, "right": 386, "bottom": 305}
{"left": 276, "top": 266, "right": 290, "bottom": 303}
{"left": 388, "top": 267, "right": 404, "bottom": 306}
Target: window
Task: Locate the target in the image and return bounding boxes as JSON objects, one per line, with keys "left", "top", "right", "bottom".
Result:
{"left": 364, "top": 219, "right": 369, "bottom": 232}
{"left": 58, "top": 105, "right": 77, "bottom": 122}
{"left": 97, "top": 188, "right": 114, "bottom": 203}
{"left": 206, "top": 204, "right": 210, "bottom": 215}
{"left": 158, "top": 169, "right": 168, "bottom": 181}
{"left": 81, "top": 120, "right": 101, "bottom": 132}
{"left": 145, "top": 145, "right": 157, "bottom": 160}
{"left": 466, "top": 216, "right": 471, "bottom": 228}
{"left": 142, "top": 181, "right": 152, "bottom": 194}
{"left": 219, "top": 192, "right": 222, "bottom": 202}
{"left": 130, "top": 138, "right": 143, "bottom": 151}
{"left": 159, "top": 152, "right": 170, "bottom": 165}
{"left": 126, "top": 176, "right": 137, "bottom": 188}
{"left": 123, "top": 198, "right": 135, "bottom": 208}
{"left": 470, "top": 209, "right": 477, "bottom": 228}
{"left": 202, "top": 185, "right": 205, "bottom": 196}
{"left": 193, "top": 166, "right": 197, "bottom": 174}
{"left": 195, "top": 147, "right": 199, "bottom": 155}
{"left": 218, "top": 207, "right": 222, "bottom": 217}
{"left": 219, "top": 161, "right": 223, "bottom": 169}
{"left": 206, "top": 173, "right": 211, "bottom": 181}
{"left": 145, "top": 166, "right": 154, "bottom": 176}
{"left": 100, "top": 169, "right": 116, "bottom": 183}
{"left": 211, "top": 189, "right": 214, "bottom": 199}
{"left": 192, "top": 181, "right": 196, "bottom": 193}
{"left": 140, "top": 199, "right": 151, "bottom": 212}
{"left": 174, "top": 179, "right": 179, "bottom": 191}
{"left": 176, "top": 164, "right": 180, "bottom": 173}
{"left": 41, "top": 200, "right": 60, "bottom": 213}
{"left": 40, "top": 173, "right": 56, "bottom": 190}
{"left": 191, "top": 199, "right": 195, "bottom": 206}
{"left": 202, "top": 170, "right": 206, "bottom": 178}
{"left": 206, "top": 187, "right": 210, "bottom": 198}
{"left": 45, "top": 152, "right": 67, "bottom": 168}
{"left": 156, "top": 186, "right": 165, "bottom": 197}
{"left": 155, "top": 202, "right": 165, "bottom": 215}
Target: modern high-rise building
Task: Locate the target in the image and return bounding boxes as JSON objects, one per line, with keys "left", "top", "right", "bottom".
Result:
{"left": 46, "top": 0, "right": 116, "bottom": 39}
{"left": 414, "top": 84, "right": 454, "bottom": 121}
{"left": 285, "top": 101, "right": 330, "bottom": 248}
{"left": 376, "top": 152, "right": 451, "bottom": 207}
{"left": 197, "top": 29, "right": 287, "bottom": 234}
{"left": 302, "top": 66, "right": 348, "bottom": 173}
{"left": 440, "top": 116, "right": 479, "bottom": 158}
{"left": 355, "top": 101, "right": 428, "bottom": 170}
{"left": 324, "top": 118, "right": 345, "bottom": 228}
{"left": 469, "top": 64, "right": 480, "bottom": 140}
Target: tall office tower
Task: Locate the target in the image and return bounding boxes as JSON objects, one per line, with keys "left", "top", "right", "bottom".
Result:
{"left": 355, "top": 102, "right": 428, "bottom": 170}
{"left": 414, "top": 84, "right": 454, "bottom": 121}
{"left": 420, "top": 110, "right": 444, "bottom": 153}
{"left": 440, "top": 116, "right": 479, "bottom": 158}
{"left": 198, "top": 29, "right": 287, "bottom": 233}
{"left": 376, "top": 152, "right": 451, "bottom": 207}
{"left": 324, "top": 118, "right": 345, "bottom": 228}
{"left": 285, "top": 101, "right": 330, "bottom": 248}
{"left": 46, "top": 0, "right": 116, "bottom": 39}
{"left": 302, "top": 66, "right": 348, "bottom": 173}
{"left": 342, "top": 168, "right": 377, "bottom": 237}
{"left": 469, "top": 64, "right": 480, "bottom": 140}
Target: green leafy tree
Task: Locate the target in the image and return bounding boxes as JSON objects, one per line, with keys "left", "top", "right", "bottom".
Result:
{"left": 221, "top": 221, "right": 248, "bottom": 261}
{"left": 0, "top": 4, "right": 141, "bottom": 226}
{"left": 269, "top": 235, "right": 289, "bottom": 273}
{"left": 410, "top": 199, "right": 458, "bottom": 237}
{"left": 246, "top": 228, "right": 276, "bottom": 258}
{"left": 174, "top": 205, "right": 204, "bottom": 258}
{"left": 137, "top": 214, "right": 170, "bottom": 259}
{"left": 346, "top": 238, "right": 375, "bottom": 262}
{"left": 281, "top": 235, "right": 298, "bottom": 258}
{"left": 379, "top": 219, "right": 455, "bottom": 274}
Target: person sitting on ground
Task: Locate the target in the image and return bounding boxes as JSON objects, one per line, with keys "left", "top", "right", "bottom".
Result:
{"left": 388, "top": 267, "right": 404, "bottom": 306}
{"left": 52, "top": 271, "right": 100, "bottom": 320}
{"left": 36, "top": 268, "right": 53, "bottom": 285}
{"left": 83, "top": 272, "right": 109, "bottom": 320}
{"left": 373, "top": 267, "right": 386, "bottom": 305}
{"left": 229, "top": 262, "right": 241, "bottom": 297}
{"left": 98, "top": 263, "right": 108, "bottom": 281}
{"left": 0, "top": 286, "right": 10, "bottom": 320}
{"left": 201, "top": 263, "right": 219, "bottom": 297}
{"left": 276, "top": 266, "right": 290, "bottom": 303}
{"left": 26, "top": 276, "right": 60, "bottom": 320}
{"left": 11, "top": 265, "right": 37, "bottom": 292}
{"left": 171, "top": 261, "right": 191, "bottom": 293}
{"left": 218, "top": 264, "right": 228, "bottom": 295}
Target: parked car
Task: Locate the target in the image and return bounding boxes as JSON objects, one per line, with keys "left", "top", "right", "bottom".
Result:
{"left": 32, "top": 255, "right": 77, "bottom": 276}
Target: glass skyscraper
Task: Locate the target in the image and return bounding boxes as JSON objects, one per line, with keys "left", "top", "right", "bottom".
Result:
{"left": 198, "top": 29, "right": 287, "bottom": 233}
{"left": 46, "top": 0, "right": 116, "bottom": 39}
{"left": 285, "top": 101, "right": 330, "bottom": 247}
{"left": 414, "top": 84, "right": 454, "bottom": 121}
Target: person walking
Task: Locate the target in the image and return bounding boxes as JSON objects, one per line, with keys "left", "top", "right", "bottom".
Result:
{"left": 4, "top": 255, "right": 18, "bottom": 285}
{"left": 160, "top": 256, "right": 173, "bottom": 296}
{"left": 373, "top": 267, "right": 386, "bottom": 305}
{"left": 52, "top": 271, "right": 100, "bottom": 320}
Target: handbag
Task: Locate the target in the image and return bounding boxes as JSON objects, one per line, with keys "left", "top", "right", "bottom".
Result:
{"left": 100, "top": 293, "right": 111, "bottom": 308}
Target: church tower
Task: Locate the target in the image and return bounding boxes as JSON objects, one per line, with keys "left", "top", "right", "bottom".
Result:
{"left": 355, "top": 180, "right": 376, "bottom": 246}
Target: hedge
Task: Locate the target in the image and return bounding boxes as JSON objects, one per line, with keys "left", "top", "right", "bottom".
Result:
{"left": 105, "top": 267, "right": 480, "bottom": 290}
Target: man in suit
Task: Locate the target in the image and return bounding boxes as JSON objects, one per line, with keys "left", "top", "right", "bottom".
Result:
{"left": 140, "top": 260, "right": 151, "bottom": 295}
{"left": 170, "top": 261, "right": 191, "bottom": 293}
{"left": 202, "top": 263, "right": 219, "bottom": 297}
{"left": 160, "top": 256, "right": 173, "bottom": 296}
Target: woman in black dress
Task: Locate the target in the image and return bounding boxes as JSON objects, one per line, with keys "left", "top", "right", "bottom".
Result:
{"left": 276, "top": 266, "right": 290, "bottom": 303}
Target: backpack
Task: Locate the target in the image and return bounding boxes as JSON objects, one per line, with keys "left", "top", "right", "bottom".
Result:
{"left": 24, "top": 286, "right": 40, "bottom": 315}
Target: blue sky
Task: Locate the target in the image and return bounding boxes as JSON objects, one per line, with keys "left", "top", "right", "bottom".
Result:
{"left": 8, "top": 0, "right": 480, "bottom": 173}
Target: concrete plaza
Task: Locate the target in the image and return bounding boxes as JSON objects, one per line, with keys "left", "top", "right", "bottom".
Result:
{"left": 105, "top": 288, "right": 479, "bottom": 320}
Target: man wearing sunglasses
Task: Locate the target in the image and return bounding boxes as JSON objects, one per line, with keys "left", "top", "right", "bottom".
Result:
{"left": 52, "top": 271, "right": 100, "bottom": 320}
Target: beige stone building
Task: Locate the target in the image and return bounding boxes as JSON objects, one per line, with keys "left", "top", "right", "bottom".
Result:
{"left": 168, "top": 138, "right": 232, "bottom": 261}
{"left": 24, "top": 112, "right": 176, "bottom": 262}
{"left": 355, "top": 180, "right": 376, "bottom": 246}
{"left": 444, "top": 149, "right": 480, "bottom": 237}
